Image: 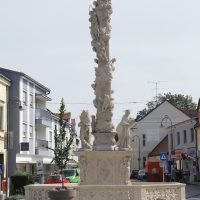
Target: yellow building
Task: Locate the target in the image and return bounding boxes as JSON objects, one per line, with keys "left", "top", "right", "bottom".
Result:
{"left": 0, "top": 74, "right": 10, "bottom": 179}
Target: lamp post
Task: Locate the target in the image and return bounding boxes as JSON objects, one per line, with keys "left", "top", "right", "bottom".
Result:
{"left": 132, "top": 135, "right": 141, "bottom": 170}
{"left": 6, "top": 96, "right": 23, "bottom": 197}
{"left": 161, "top": 115, "right": 173, "bottom": 161}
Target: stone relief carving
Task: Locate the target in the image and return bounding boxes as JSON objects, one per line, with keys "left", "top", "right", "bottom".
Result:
{"left": 120, "top": 156, "right": 131, "bottom": 184}
{"left": 77, "top": 189, "right": 135, "bottom": 200}
{"left": 79, "top": 156, "right": 87, "bottom": 183}
{"left": 146, "top": 188, "right": 179, "bottom": 200}
{"left": 102, "top": 94, "right": 114, "bottom": 112}
{"left": 78, "top": 110, "right": 93, "bottom": 150}
{"left": 116, "top": 110, "right": 136, "bottom": 150}
{"left": 97, "top": 159, "right": 110, "bottom": 183}
{"left": 97, "top": 158, "right": 114, "bottom": 184}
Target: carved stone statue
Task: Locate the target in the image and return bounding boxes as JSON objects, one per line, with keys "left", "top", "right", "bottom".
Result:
{"left": 116, "top": 110, "right": 136, "bottom": 150}
{"left": 78, "top": 110, "right": 93, "bottom": 150}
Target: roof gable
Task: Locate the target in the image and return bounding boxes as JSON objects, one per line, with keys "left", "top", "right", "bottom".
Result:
{"left": 148, "top": 135, "right": 168, "bottom": 157}
{"left": 0, "top": 67, "right": 50, "bottom": 93}
{"left": 137, "top": 100, "right": 191, "bottom": 122}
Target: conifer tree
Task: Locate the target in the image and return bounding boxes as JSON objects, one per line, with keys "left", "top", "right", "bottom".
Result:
{"left": 48, "top": 98, "right": 74, "bottom": 188}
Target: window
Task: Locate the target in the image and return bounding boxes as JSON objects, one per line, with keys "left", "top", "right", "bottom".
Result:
{"left": 23, "top": 123, "right": 27, "bottom": 137}
{"left": 177, "top": 132, "right": 180, "bottom": 145}
{"left": 142, "top": 134, "right": 146, "bottom": 146}
{"left": 23, "top": 91, "right": 27, "bottom": 106}
{"left": 29, "top": 125, "right": 33, "bottom": 138}
{"left": 49, "top": 131, "right": 52, "bottom": 141}
{"left": 183, "top": 130, "right": 187, "bottom": 144}
{"left": 191, "top": 128, "right": 194, "bottom": 143}
{"left": 0, "top": 106, "right": 3, "bottom": 131}
{"left": 29, "top": 94, "right": 33, "bottom": 108}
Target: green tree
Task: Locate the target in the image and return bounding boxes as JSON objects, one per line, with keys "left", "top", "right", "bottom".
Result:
{"left": 136, "top": 92, "right": 197, "bottom": 120}
{"left": 48, "top": 98, "right": 74, "bottom": 188}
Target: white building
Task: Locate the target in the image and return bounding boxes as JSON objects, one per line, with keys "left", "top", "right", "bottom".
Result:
{"left": 0, "top": 68, "right": 77, "bottom": 179}
{"left": 0, "top": 74, "right": 10, "bottom": 178}
{"left": 132, "top": 100, "right": 193, "bottom": 171}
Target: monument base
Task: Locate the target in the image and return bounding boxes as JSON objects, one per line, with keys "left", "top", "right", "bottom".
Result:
{"left": 76, "top": 183, "right": 185, "bottom": 200}
{"left": 76, "top": 150, "right": 132, "bottom": 185}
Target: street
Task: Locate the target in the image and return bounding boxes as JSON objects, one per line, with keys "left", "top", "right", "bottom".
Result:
{"left": 186, "top": 184, "right": 200, "bottom": 199}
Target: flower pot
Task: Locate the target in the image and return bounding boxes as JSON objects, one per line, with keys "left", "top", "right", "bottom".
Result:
{"left": 48, "top": 189, "right": 76, "bottom": 200}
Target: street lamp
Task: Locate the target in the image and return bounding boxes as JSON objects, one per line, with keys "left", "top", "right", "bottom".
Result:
{"left": 160, "top": 115, "right": 173, "bottom": 161}
{"left": 6, "top": 96, "right": 23, "bottom": 197}
{"left": 132, "top": 135, "right": 141, "bottom": 170}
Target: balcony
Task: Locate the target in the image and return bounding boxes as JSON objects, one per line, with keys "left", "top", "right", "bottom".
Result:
{"left": 35, "top": 148, "right": 50, "bottom": 156}
{"left": 35, "top": 108, "right": 51, "bottom": 127}
{"left": 35, "top": 139, "right": 50, "bottom": 156}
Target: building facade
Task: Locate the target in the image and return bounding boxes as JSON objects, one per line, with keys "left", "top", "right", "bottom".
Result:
{"left": 131, "top": 101, "right": 191, "bottom": 171}
{"left": 0, "top": 68, "right": 77, "bottom": 180}
{"left": 0, "top": 74, "right": 10, "bottom": 178}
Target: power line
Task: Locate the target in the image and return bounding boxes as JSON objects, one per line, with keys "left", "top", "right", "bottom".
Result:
{"left": 47, "top": 101, "right": 145, "bottom": 105}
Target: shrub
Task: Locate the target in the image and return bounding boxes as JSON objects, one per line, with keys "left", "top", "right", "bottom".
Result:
{"left": 10, "top": 172, "right": 34, "bottom": 195}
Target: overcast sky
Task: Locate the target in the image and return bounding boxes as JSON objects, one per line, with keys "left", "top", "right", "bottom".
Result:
{"left": 1, "top": 0, "right": 200, "bottom": 127}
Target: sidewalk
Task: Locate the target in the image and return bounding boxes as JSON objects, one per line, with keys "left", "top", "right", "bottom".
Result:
{"left": 187, "top": 181, "right": 200, "bottom": 186}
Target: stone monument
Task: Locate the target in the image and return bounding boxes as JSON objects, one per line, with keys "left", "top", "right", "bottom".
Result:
{"left": 77, "top": 0, "right": 132, "bottom": 188}
{"left": 76, "top": 0, "right": 186, "bottom": 199}
{"left": 23, "top": 1, "right": 185, "bottom": 199}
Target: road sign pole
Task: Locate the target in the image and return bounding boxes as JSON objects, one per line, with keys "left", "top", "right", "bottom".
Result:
{"left": 163, "top": 163, "right": 165, "bottom": 182}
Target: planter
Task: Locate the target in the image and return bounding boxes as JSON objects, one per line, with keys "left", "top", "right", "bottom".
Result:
{"left": 48, "top": 189, "right": 76, "bottom": 200}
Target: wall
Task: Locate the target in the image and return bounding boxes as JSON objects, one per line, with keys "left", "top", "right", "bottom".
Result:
{"left": 0, "top": 75, "right": 10, "bottom": 178}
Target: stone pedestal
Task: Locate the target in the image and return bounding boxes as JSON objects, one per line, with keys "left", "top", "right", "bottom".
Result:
{"left": 75, "top": 150, "right": 186, "bottom": 200}
{"left": 76, "top": 151, "right": 132, "bottom": 185}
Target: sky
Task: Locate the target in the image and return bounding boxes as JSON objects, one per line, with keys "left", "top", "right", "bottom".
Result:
{"left": 1, "top": 0, "right": 200, "bottom": 128}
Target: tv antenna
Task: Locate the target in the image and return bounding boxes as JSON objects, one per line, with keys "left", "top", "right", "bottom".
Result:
{"left": 148, "top": 81, "right": 167, "bottom": 104}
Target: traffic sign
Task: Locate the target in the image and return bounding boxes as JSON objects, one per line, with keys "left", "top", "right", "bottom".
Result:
{"left": 36, "top": 160, "right": 43, "bottom": 174}
{"left": 160, "top": 152, "right": 167, "bottom": 160}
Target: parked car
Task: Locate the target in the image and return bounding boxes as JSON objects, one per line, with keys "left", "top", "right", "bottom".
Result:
{"left": 44, "top": 174, "right": 69, "bottom": 184}
{"left": 63, "top": 168, "right": 80, "bottom": 183}
{"left": 130, "top": 170, "right": 139, "bottom": 179}
{"left": 137, "top": 169, "right": 147, "bottom": 180}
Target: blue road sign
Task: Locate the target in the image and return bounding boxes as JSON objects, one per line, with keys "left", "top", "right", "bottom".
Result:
{"left": 160, "top": 152, "right": 167, "bottom": 160}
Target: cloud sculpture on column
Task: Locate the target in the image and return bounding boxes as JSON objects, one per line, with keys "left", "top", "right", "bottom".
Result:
{"left": 89, "top": 0, "right": 116, "bottom": 150}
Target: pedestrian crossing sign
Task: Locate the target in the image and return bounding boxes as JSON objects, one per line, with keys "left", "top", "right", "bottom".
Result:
{"left": 160, "top": 152, "right": 167, "bottom": 160}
